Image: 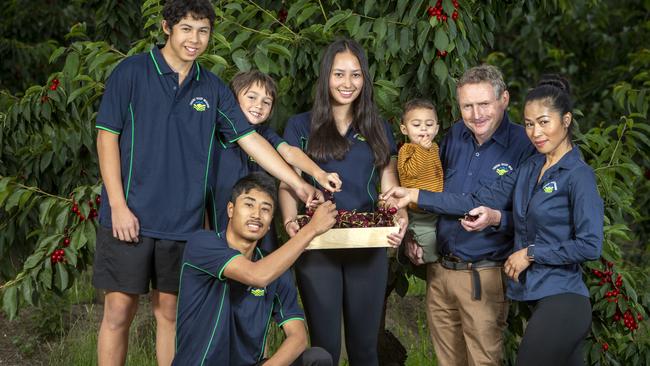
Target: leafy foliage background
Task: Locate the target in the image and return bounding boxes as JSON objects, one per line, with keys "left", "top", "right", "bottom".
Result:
{"left": 0, "top": 0, "right": 649, "bottom": 364}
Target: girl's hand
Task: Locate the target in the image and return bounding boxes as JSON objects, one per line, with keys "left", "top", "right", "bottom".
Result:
{"left": 315, "top": 171, "right": 342, "bottom": 193}
{"left": 387, "top": 217, "right": 407, "bottom": 248}
{"left": 504, "top": 247, "right": 532, "bottom": 282}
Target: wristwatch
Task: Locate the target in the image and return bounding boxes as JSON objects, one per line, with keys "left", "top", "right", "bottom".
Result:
{"left": 526, "top": 245, "right": 535, "bottom": 261}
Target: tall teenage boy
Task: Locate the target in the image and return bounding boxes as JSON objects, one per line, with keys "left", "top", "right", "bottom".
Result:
{"left": 92, "top": 1, "right": 319, "bottom": 365}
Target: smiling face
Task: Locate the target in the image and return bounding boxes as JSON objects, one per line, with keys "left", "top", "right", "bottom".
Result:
{"left": 400, "top": 107, "right": 439, "bottom": 148}
{"left": 328, "top": 50, "right": 364, "bottom": 106}
{"left": 161, "top": 14, "right": 211, "bottom": 66}
{"left": 457, "top": 82, "right": 509, "bottom": 145}
{"left": 227, "top": 188, "right": 274, "bottom": 243}
{"left": 524, "top": 99, "right": 572, "bottom": 156}
{"left": 237, "top": 82, "right": 273, "bottom": 125}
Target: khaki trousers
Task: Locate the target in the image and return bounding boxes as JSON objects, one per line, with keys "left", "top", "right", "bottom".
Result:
{"left": 425, "top": 263, "right": 509, "bottom": 366}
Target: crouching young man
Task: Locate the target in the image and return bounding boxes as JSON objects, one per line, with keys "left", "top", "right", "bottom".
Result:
{"left": 173, "top": 172, "right": 336, "bottom": 366}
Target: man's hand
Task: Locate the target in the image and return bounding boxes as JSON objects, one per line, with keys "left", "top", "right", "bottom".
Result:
{"left": 405, "top": 238, "right": 424, "bottom": 265}
{"left": 380, "top": 186, "right": 418, "bottom": 210}
{"left": 460, "top": 206, "right": 501, "bottom": 232}
{"left": 304, "top": 201, "right": 337, "bottom": 236}
{"left": 111, "top": 205, "right": 140, "bottom": 242}
{"left": 314, "top": 171, "right": 342, "bottom": 193}
{"left": 504, "top": 247, "right": 532, "bottom": 282}
{"left": 284, "top": 219, "right": 300, "bottom": 238}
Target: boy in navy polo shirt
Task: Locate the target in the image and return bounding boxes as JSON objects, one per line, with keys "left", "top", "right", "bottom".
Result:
{"left": 174, "top": 172, "right": 336, "bottom": 366}
{"left": 92, "top": 1, "right": 321, "bottom": 365}
{"left": 211, "top": 70, "right": 342, "bottom": 250}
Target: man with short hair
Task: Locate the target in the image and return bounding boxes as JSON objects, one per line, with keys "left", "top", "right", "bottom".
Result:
{"left": 386, "top": 65, "right": 536, "bottom": 365}
{"left": 174, "top": 172, "right": 336, "bottom": 366}
{"left": 92, "top": 1, "right": 320, "bottom": 365}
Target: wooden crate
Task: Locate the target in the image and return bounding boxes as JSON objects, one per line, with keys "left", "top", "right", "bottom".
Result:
{"left": 305, "top": 220, "right": 400, "bottom": 250}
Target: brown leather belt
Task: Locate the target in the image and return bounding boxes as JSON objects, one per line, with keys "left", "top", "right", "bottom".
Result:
{"left": 440, "top": 256, "right": 504, "bottom": 301}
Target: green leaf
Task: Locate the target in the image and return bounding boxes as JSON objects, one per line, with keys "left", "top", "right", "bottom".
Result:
{"left": 363, "top": 0, "right": 376, "bottom": 16}
{"left": 434, "top": 28, "right": 449, "bottom": 51}
{"left": 63, "top": 247, "right": 78, "bottom": 267}
{"left": 2, "top": 286, "right": 18, "bottom": 319}
{"left": 266, "top": 43, "right": 292, "bottom": 59}
{"left": 39, "top": 198, "right": 56, "bottom": 226}
{"left": 40, "top": 260, "right": 53, "bottom": 290}
{"left": 231, "top": 49, "right": 251, "bottom": 72}
{"left": 373, "top": 17, "right": 387, "bottom": 41}
{"left": 63, "top": 52, "right": 80, "bottom": 79}
{"left": 296, "top": 5, "right": 319, "bottom": 26}
{"left": 434, "top": 59, "right": 448, "bottom": 82}
{"left": 5, "top": 188, "right": 24, "bottom": 211}
{"left": 22, "top": 282, "right": 34, "bottom": 306}
{"left": 54, "top": 262, "right": 69, "bottom": 291}
{"left": 67, "top": 84, "right": 94, "bottom": 105}
{"left": 345, "top": 15, "right": 361, "bottom": 36}
{"left": 71, "top": 225, "right": 88, "bottom": 251}
{"left": 49, "top": 47, "right": 66, "bottom": 64}
{"left": 323, "top": 11, "right": 351, "bottom": 34}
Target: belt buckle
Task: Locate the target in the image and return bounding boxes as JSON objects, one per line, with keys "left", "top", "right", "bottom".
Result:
{"left": 444, "top": 254, "right": 463, "bottom": 263}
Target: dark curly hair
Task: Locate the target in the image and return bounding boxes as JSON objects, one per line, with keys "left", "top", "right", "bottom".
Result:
{"left": 162, "top": 0, "right": 216, "bottom": 32}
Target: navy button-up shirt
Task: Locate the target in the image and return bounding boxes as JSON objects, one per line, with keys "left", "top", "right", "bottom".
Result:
{"left": 418, "top": 147, "right": 603, "bottom": 301}
{"left": 434, "top": 114, "right": 536, "bottom": 261}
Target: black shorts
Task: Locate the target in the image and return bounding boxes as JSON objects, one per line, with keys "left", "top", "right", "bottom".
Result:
{"left": 92, "top": 225, "right": 186, "bottom": 294}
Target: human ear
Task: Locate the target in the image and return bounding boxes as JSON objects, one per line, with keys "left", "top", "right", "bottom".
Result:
{"left": 161, "top": 20, "right": 172, "bottom": 36}
{"left": 563, "top": 112, "right": 572, "bottom": 128}
{"left": 399, "top": 124, "right": 408, "bottom": 136}
{"left": 227, "top": 201, "right": 234, "bottom": 219}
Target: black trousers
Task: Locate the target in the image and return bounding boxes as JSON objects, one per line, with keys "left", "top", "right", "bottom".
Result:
{"left": 516, "top": 293, "right": 592, "bottom": 366}
{"left": 295, "top": 248, "right": 388, "bottom": 366}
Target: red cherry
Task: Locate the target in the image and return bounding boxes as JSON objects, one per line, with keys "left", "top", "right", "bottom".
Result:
{"left": 49, "top": 84, "right": 57, "bottom": 91}
{"left": 79, "top": 214, "right": 85, "bottom": 221}
{"left": 436, "top": 14, "right": 441, "bottom": 21}
{"left": 388, "top": 207, "right": 398, "bottom": 215}
{"left": 614, "top": 314, "right": 621, "bottom": 321}
{"left": 638, "top": 314, "right": 644, "bottom": 321}
{"left": 63, "top": 238, "right": 70, "bottom": 247}
{"left": 452, "top": 11, "right": 459, "bottom": 20}
{"left": 602, "top": 342, "right": 609, "bottom": 351}
{"left": 95, "top": 195, "right": 101, "bottom": 205}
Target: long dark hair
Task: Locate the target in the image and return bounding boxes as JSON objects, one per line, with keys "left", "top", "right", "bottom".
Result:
{"left": 307, "top": 39, "right": 390, "bottom": 167}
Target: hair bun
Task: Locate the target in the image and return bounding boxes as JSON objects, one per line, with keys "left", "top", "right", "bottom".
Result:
{"left": 537, "top": 74, "right": 571, "bottom": 94}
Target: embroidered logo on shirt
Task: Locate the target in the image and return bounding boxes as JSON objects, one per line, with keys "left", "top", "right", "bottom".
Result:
{"left": 492, "top": 163, "right": 513, "bottom": 176}
{"left": 189, "top": 97, "right": 210, "bottom": 112}
{"left": 353, "top": 133, "right": 366, "bottom": 142}
{"left": 249, "top": 287, "right": 266, "bottom": 297}
{"left": 543, "top": 181, "right": 558, "bottom": 193}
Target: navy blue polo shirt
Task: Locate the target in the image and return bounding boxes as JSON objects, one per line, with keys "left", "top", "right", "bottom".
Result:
{"left": 283, "top": 112, "right": 397, "bottom": 211}
{"left": 418, "top": 147, "right": 603, "bottom": 301}
{"left": 211, "top": 124, "right": 285, "bottom": 232}
{"left": 95, "top": 46, "right": 253, "bottom": 240}
{"left": 432, "top": 114, "right": 536, "bottom": 261}
{"left": 174, "top": 230, "right": 305, "bottom": 365}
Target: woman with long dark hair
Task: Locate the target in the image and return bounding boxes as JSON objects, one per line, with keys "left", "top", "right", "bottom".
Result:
{"left": 383, "top": 75, "right": 603, "bottom": 365}
{"left": 279, "top": 39, "right": 407, "bottom": 365}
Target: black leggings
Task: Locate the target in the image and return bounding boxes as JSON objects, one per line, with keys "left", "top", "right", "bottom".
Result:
{"left": 516, "top": 293, "right": 592, "bottom": 366}
{"left": 295, "top": 248, "right": 388, "bottom": 366}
